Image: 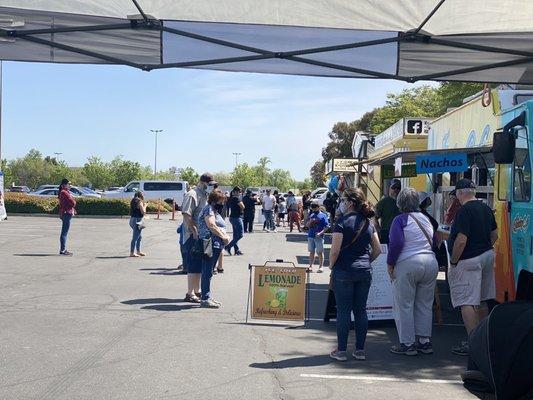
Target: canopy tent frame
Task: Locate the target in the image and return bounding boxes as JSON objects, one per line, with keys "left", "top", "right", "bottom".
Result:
{"left": 0, "top": 0, "right": 532, "bottom": 83}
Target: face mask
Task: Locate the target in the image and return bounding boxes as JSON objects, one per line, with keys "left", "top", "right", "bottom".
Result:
{"left": 214, "top": 203, "right": 224, "bottom": 213}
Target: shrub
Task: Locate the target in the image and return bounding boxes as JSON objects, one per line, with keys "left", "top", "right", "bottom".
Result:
{"left": 3, "top": 193, "right": 170, "bottom": 216}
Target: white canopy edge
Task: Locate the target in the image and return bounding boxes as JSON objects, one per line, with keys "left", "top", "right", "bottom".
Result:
{"left": 3, "top": 0, "right": 533, "bottom": 35}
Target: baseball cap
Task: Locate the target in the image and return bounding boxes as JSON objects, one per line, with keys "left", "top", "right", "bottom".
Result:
{"left": 200, "top": 173, "right": 215, "bottom": 184}
{"left": 450, "top": 178, "right": 475, "bottom": 196}
{"left": 60, "top": 178, "right": 71, "bottom": 185}
{"left": 390, "top": 179, "right": 401, "bottom": 190}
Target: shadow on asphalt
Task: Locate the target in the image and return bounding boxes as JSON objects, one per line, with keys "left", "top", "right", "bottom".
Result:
{"left": 95, "top": 256, "right": 130, "bottom": 259}
{"left": 140, "top": 304, "right": 196, "bottom": 311}
{"left": 121, "top": 298, "right": 186, "bottom": 305}
{"left": 139, "top": 267, "right": 184, "bottom": 276}
{"left": 13, "top": 253, "right": 58, "bottom": 257}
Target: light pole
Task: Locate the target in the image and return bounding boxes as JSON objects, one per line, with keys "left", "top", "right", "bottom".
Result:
{"left": 149, "top": 129, "right": 163, "bottom": 177}
{"left": 232, "top": 152, "right": 242, "bottom": 168}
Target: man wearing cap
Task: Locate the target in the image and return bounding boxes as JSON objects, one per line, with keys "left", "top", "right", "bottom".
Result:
{"left": 306, "top": 199, "right": 329, "bottom": 273}
{"left": 242, "top": 189, "right": 257, "bottom": 233}
{"left": 374, "top": 179, "right": 401, "bottom": 244}
{"left": 180, "top": 173, "right": 216, "bottom": 302}
{"left": 447, "top": 179, "right": 498, "bottom": 356}
{"left": 262, "top": 189, "right": 277, "bottom": 232}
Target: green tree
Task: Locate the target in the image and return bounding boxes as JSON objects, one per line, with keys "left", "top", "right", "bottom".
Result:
{"left": 254, "top": 157, "right": 271, "bottom": 186}
{"left": 268, "top": 169, "right": 295, "bottom": 192}
{"left": 213, "top": 171, "right": 232, "bottom": 186}
{"left": 231, "top": 163, "right": 259, "bottom": 189}
{"left": 83, "top": 156, "right": 112, "bottom": 189}
{"left": 109, "top": 157, "right": 144, "bottom": 186}
{"left": 177, "top": 167, "right": 199, "bottom": 185}
{"left": 436, "top": 82, "right": 484, "bottom": 114}
{"left": 296, "top": 179, "right": 313, "bottom": 191}
{"left": 309, "top": 161, "right": 326, "bottom": 187}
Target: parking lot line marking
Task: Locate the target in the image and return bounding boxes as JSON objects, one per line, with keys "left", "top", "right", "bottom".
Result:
{"left": 300, "top": 374, "right": 461, "bottom": 385}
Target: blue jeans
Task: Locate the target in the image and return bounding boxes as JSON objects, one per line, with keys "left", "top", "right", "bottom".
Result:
{"left": 228, "top": 217, "right": 244, "bottom": 252}
{"left": 264, "top": 210, "right": 275, "bottom": 230}
{"left": 129, "top": 217, "right": 143, "bottom": 253}
{"left": 59, "top": 213, "right": 72, "bottom": 253}
{"left": 332, "top": 268, "right": 372, "bottom": 351}
{"left": 201, "top": 247, "right": 222, "bottom": 301}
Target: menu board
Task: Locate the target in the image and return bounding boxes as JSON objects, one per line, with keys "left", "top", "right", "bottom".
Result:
{"left": 366, "top": 245, "right": 394, "bottom": 320}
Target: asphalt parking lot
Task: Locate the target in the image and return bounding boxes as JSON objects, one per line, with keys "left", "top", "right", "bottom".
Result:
{"left": 0, "top": 215, "right": 477, "bottom": 400}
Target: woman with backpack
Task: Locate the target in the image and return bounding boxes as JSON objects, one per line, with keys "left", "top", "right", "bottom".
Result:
{"left": 387, "top": 188, "right": 438, "bottom": 356}
{"left": 58, "top": 178, "right": 76, "bottom": 256}
{"left": 328, "top": 188, "right": 381, "bottom": 361}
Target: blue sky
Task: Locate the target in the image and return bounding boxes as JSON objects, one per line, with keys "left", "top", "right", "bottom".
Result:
{"left": 2, "top": 61, "right": 429, "bottom": 180}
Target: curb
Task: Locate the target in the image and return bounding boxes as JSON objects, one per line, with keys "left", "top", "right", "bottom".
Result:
{"left": 7, "top": 212, "right": 180, "bottom": 220}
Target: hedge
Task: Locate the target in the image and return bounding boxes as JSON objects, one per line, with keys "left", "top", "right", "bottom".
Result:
{"left": 4, "top": 193, "right": 171, "bottom": 216}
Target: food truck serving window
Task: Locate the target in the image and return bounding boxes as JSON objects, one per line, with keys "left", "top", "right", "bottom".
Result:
{"left": 513, "top": 128, "right": 531, "bottom": 202}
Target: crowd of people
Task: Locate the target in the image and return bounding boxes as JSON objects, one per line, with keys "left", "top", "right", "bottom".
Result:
{"left": 55, "top": 173, "right": 498, "bottom": 360}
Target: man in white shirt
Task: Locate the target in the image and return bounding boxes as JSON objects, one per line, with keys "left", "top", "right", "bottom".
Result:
{"left": 262, "top": 189, "right": 277, "bottom": 232}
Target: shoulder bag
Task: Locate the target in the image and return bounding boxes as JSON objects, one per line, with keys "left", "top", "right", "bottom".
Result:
{"left": 409, "top": 213, "right": 433, "bottom": 248}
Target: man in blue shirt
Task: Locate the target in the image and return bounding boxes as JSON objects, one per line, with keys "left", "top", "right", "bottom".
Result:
{"left": 306, "top": 200, "right": 329, "bottom": 273}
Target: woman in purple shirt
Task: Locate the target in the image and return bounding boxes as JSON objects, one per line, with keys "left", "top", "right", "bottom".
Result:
{"left": 387, "top": 188, "right": 438, "bottom": 356}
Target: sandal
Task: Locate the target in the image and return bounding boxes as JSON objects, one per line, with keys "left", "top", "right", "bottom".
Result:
{"left": 184, "top": 293, "right": 201, "bottom": 303}
{"left": 217, "top": 268, "right": 224, "bottom": 273}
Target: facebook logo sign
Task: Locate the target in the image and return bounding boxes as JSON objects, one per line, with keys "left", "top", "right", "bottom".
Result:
{"left": 407, "top": 119, "right": 423, "bottom": 134}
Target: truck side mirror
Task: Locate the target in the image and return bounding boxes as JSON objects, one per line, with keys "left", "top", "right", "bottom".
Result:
{"left": 493, "top": 111, "right": 526, "bottom": 164}
{"left": 493, "top": 131, "right": 516, "bottom": 164}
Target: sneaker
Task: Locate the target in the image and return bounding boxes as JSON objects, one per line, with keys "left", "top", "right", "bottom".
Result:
{"left": 353, "top": 349, "right": 366, "bottom": 360}
{"left": 201, "top": 299, "right": 221, "bottom": 308}
{"left": 330, "top": 348, "right": 348, "bottom": 361}
{"left": 390, "top": 343, "right": 418, "bottom": 356}
{"left": 452, "top": 341, "right": 469, "bottom": 356}
{"left": 184, "top": 293, "right": 201, "bottom": 303}
{"left": 317, "top": 267, "right": 324, "bottom": 273}
{"left": 235, "top": 251, "right": 244, "bottom": 256}
{"left": 137, "top": 252, "right": 146, "bottom": 256}
{"left": 60, "top": 250, "right": 73, "bottom": 256}
{"left": 273, "top": 229, "right": 278, "bottom": 233}
{"left": 417, "top": 341, "right": 434, "bottom": 354}
{"left": 212, "top": 269, "right": 218, "bottom": 275}
{"left": 224, "top": 247, "right": 232, "bottom": 256}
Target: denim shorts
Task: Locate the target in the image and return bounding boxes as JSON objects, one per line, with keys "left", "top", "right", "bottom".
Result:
{"left": 308, "top": 236, "right": 324, "bottom": 254}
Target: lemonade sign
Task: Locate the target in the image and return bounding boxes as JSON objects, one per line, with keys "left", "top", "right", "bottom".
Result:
{"left": 252, "top": 265, "right": 307, "bottom": 321}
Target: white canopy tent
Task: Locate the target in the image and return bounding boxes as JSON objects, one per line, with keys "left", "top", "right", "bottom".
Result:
{"left": 0, "top": 0, "right": 532, "bottom": 83}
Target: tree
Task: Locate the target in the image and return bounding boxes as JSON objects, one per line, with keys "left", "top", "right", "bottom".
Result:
{"left": 254, "top": 157, "right": 271, "bottom": 186}
{"left": 231, "top": 163, "right": 259, "bottom": 189}
{"left": 177, "top": 167, "right": 199, "bottom": 185}
{"left": 109, "top": 157, "right": 144, "bottom": 186}
{"left": 309, "top": 161, "right": 326, "bottom": 187}
{"left": 83, "top": 157, "right": 112, "bottom": 189}
{"left": 268, "top": 169, "right": 295, "bottom": 192}
{"left": 296, "top": 179, "right": 313, "bottom": 191}
{"left": 213, "top": 171, "right": 232, "bottom": 186}
{"left": 436, "top": 82, "right": 484, "bottom": 114}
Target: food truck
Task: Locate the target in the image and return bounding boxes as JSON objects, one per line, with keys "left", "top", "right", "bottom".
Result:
{"left": 367, "top": 89, "right": 533, "bottom": 302}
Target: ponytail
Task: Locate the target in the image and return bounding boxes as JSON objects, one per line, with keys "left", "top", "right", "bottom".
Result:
{"left": 360, "top": 201, "right": 375, "bottom": 219}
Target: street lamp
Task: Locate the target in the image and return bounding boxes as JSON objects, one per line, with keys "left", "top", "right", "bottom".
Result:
{"left": 149, "top": 129, "right": 163, "bottom": 177}
{"left": 232, "top": 152, "right": 242, "bottom": 168}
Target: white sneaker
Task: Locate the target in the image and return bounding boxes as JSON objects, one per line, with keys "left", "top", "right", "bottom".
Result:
{"left": 200, "top": 299, "right": 220, "bottom": 308}
{"left": 330, "top": 348, "right": 348, "bottom": 361}
{"left": 317, "top": 267, "right": 324, "bottom": 273}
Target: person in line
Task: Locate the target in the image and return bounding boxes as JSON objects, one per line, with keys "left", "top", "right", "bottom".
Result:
{"left": 198, "top": 190, "right": 230, "bottom": 308}
{"left": 242, "top": 189, "right": 257, "bottom": 233}
{"left": 226, "top": 186, "right": 245, "bottom": 256}
{"left": 58, "top": 178, "right": 76, "bottom": 256}
{"left": 129, "top": 191, "right": 146, "bottom": 257}
{"left": 302, "top": 191, "right": 312, "bottom": 226}
{"left": 306, "top": 200, "right": 329, "bottom": 273}
{"left": 375, "top": 179, "right": 401, "bottom": 244}
{"left": 177, "top": 222, "right": 185, "bottom": 269}
{"left": 328, "top": 188, "right": 381, "bottom": 362}
{"left": 387, "top": 188, "right": 439, "bottom": 356}
{"left": 277, "top": 197, "right": 287, "bottom": 227}
{"left": 262, "top": 188, "right": 277, "bottom": 232}
{"left": 181, "top": 173, "right": 216, "bottom": 302}
{"left": 323, "top": 191, "right": 337, "bottom": 222}
{"left": 286, "top": 191, "right": 302, "bottom": 232}
{"left": 447, "top": 179, "right": 498, "bottom": 356}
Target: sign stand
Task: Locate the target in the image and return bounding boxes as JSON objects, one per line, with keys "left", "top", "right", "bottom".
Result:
{"left": 245, "top": 259, "right": 309, "bottom": 326}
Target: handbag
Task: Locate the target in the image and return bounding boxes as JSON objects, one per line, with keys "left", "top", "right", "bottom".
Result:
{"left": 136, "top": 218, "right": 146, "bottom": 230}
{"left": 190, "top": 237, "right": 213, "bottom": 259}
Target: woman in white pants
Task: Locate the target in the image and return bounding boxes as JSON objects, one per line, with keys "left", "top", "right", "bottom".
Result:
{"left": 387, "top": 188, "right": 438, "bottom": 356}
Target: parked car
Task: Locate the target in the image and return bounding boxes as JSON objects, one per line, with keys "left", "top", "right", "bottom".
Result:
{"left": 30, "top": 186, "right": 100, "bottom": 198}
{"left": 310, "top": 187, "right": 328, "bottom": 199}
{"left": 9, "top": 186, "right": 31, "bottom": 193}
{"left": 35, "top": 184, "right": 58, "bottom": 192}
{"left": 246, "top": 187, "right": 261, "bottom": 196}
{"left": 102, "top": 180, "right": 187, "bottom": 207}
{"left": 106, "top": 186, "right": 123, "bottom": 192}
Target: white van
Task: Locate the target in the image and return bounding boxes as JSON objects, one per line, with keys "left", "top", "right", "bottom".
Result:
{"left": 103, "top": 180, "right": 188, "bottom": 206}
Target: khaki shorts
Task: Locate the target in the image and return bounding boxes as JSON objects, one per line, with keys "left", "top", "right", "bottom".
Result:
{"left": 448, "top": 249, "right": 495, "bottom": 308}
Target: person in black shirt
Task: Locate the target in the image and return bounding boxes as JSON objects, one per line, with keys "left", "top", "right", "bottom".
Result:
{"left": 447, "top": 179, "right": 498, "bottom": 356}
{"left": 225, "top": 187, "right": 245, "bottom": 255}
{"left": 242, "top": 190, "right": 257, "bottom": 233}
{"left": 129, "top": 191, "right": 146, "bottom": 257}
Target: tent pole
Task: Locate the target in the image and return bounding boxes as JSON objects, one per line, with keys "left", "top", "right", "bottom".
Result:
{"left": 413, "top": 0, "right": 447, "bottom": 35}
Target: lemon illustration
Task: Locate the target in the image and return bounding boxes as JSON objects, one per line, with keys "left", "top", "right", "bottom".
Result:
{"left": 270, "top": 299, "right": 280, "bottom": 308}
